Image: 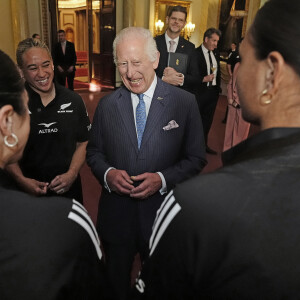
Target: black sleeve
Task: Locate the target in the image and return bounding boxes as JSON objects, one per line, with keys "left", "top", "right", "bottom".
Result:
{"left": 76, "top": 95, "right": 91, "bottom": 142}
{"left": 132, "top": 191, "right": 195, "bottom": 300}
{"left": 183, "top": 48, "right": 200, "bottom": 91}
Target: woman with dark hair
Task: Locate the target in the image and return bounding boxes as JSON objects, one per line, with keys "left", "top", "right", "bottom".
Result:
{"left": 0, "top": 50, "right": 104, "bottom": 299}
{"left": 0, "top": 51, "right": 30, "bottom": 179}
{"left": 6, "top": 38, "right": 90, "bottom": 203}
{"left": 134, "top": 0, "right": 300, "bottom": 298}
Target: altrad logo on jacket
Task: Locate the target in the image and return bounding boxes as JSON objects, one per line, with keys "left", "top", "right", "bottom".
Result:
{"left": 38, "top": 122, "right": 58, "bottom": 134}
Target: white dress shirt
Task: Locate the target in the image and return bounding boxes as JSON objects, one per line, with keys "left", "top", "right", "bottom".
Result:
{"left": 201, "top": 44, "right": 218, "bottom": 86}
{"left": 165, "top": 33, "right": 179, "bottom": 52}
{"left": 164, "top": 33, "right": 184, "bottom": 86}
{"left": 61, "top": 41, "right": 66, "bottom": 55}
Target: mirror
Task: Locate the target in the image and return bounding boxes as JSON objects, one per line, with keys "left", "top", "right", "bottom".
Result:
{"left": 154, "top": 0, "right": 191, "bottom": 37}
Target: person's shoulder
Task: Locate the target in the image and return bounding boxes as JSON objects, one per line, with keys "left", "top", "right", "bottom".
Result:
{"left": 194, "top": 45, "right": 204, "bottom": 56}
{"left": 0, "top": 187, "right": 72, "bottom": 216}
{"left": 180, "top": 37, "right": 195, "bottom": 49}
{"left": 56, "top": 84, "right": 82, "bottom": 100}
{"left": 214, "top": 48, "right": 221, "bottom": 58}
{"left": 96, "top": 86, "right": 124, "bottom": 108}
{"left": 101, "top": 87, "right": 121, "bottom": 101}
{"left": 158, "top": 79, "right": 195, "bottom": 104}
{"left": 174, "top": 168, "right": 246, "bottom": 214}
{"left": 67, "top": 40, "right": 75, "bottom": 46}
{"left": 154, "top": 34, "right": 165, "bottom": 42}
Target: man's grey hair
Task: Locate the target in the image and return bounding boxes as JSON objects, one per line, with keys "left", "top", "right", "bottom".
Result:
{"left": 113, "top": 27, "right": 158, "bottom": 64}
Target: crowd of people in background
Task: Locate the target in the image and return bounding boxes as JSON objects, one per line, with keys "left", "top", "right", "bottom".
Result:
{"left": 1, "top": 0, "right": 300, "bottom": 298}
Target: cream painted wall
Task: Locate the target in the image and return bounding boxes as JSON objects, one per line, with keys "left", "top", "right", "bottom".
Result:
{"left": 135, "top": 0, "right": 150, "bottom": 28}
{"left": 116, "top": 0, "right": 124, "bottom": 86}
{"left": 27, "top": 0, "right": 42, "bottom": 39}
{"left": 246, "top": 0, "right": 261, "bottom": 32}
{"left": 189, "top": 0, "right": 209, "bottom": 47}
{"left": 260, "top": 0, "right": 268, "bottom": 8}
{"left": 0, "top": 0, "right": 42, "bottom": 62}
{"left": 116, "top": 0, "right": 124, "bottom": 33}
{"left": 0, "top": 0, "right": 17, "bottom": 61}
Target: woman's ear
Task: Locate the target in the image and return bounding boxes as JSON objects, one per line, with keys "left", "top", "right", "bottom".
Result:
{"left": 265, "top": 51, "right": 284, "bottom": 95}
{"left": 0, "top": 105, "right": 14, "bottom": 137}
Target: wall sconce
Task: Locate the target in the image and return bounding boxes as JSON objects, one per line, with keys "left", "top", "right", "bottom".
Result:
{"left": 155, "top": 19, "right": 164, "bottom": 36}
{"left": 185, "top": 22, "right": 195, "bottom": 41}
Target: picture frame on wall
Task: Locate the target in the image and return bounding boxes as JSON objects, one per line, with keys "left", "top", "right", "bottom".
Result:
{"left": 218, "top": 0, "right": 248, "bottom": 54}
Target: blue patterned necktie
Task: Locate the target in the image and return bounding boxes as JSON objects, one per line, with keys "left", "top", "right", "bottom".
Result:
{"left": 136, "top": 94, "right": 146, "bottom": 149}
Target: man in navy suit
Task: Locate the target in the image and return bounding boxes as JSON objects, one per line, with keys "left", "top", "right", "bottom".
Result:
{"left": 155, "top": 6, "right": 198, "bottom": 92}
{"left": 194, "top": 28, "right": 222, "bottom": 154}
{"left": 52, "top": 30, "right": 77, "bottom": 90}
{"left": 86, "top": 27, "right": 206, "bottom": 300}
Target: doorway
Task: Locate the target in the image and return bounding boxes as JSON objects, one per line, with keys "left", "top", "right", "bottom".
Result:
{"left": 52, "top": 0, "right": 116, "bottom": 89}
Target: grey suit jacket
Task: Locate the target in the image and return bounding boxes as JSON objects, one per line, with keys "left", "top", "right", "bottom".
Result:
{"left": 86, "top": 78, "right": 206, "bottom": 242}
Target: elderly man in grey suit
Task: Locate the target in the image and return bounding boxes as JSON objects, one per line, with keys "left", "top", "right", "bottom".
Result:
{"left": 86, "top": 27, "right": 206, "bottom": 300}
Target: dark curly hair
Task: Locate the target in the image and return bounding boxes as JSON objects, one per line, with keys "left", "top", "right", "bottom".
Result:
{"left": 0, "top": 50, "right": 25, "bottom": 115}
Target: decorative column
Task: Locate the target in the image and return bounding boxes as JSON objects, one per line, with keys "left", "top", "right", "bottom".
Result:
{"left": 11, "top": 0, "right": 29, "bottom": 53}
{"left": 123, "top": 0, "right": 136, "bottom": 27}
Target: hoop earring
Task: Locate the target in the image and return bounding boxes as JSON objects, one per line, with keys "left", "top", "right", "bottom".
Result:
{"left": 260, "top": 89, "right": 272, "bottom": 105}
{"left": 4, "top": 133, "right": 18, "bottom": 148}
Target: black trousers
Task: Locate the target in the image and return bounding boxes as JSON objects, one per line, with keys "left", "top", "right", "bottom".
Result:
{"left": 101, "top": 235, "right": 149, "bottom": 300}
{"left": 55, "top": 70, "right": 75, "bottom": 91}
{"left": 196, "top": 87, "right": 219, "bottom": 144}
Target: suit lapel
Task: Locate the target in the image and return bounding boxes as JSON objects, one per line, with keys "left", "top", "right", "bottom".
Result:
{"left": 176, "top": 37, "right": 185, "bottom": 53}
{"left": 198, "top": 46, "right": 208, "bottom": 75}
{"left": 116, "top": 88, "right": 139, "bottom": 152}
{"left": 158, "top": 35, "right": 168, "bottom": 68}
{"left": 140, "top": 79, "right": 169, "bottom": 149}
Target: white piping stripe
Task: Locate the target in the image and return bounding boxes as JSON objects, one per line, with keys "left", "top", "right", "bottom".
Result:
{"left": 72, "top": 199, "right": 88, "bottom": 212}
{"left": 150, "top": 194, "right": 176, "bottom": 248}
{"left": 72, "top": 204, "right": 100, "bottom": 245}
{"left": 149, "top": 203, "right": 181, "bottom": 256}
{"left": 153, "top": 190, "right": 174, "bottom": 226}
{"left": 68, "top": 212, "right": 102, "bottom": 260}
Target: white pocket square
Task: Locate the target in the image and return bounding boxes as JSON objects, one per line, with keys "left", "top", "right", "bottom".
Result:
{"left": 163, "top": 120, "right": 179, "bottom": 131}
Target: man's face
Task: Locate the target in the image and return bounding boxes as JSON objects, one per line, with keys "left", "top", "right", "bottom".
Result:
{"left": 21, "top": 47, "right": 54, "bottom": 94}
{"left": 58, "top": 32, "right": 66, "bottom": 43}
{"left": 204, "top": 33, "right": 220, "bottom": 51}
{"left": 166, "top": 11, "right": 186, "bottom": 35}
{"left": 116, "top": 38, "right": 159, "bottom": 94}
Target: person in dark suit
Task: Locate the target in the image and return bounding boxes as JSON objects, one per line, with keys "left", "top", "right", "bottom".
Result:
{"left": 194, "top": 28, "right": 222, "bottom": 154}
{"left": 134, "top": 0, "right": 300, "bottom": 298}
{"left": 52, "top": 29, "right": 77, "bottom": 90}
{"left": 0, "top": 49, "right": 105, "bottom": 299}
{"left": 86, "top": 27, "right": 207, "bottom": 300}
{"left": 155, "top": 6, "right": 197, "bottom": 92}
